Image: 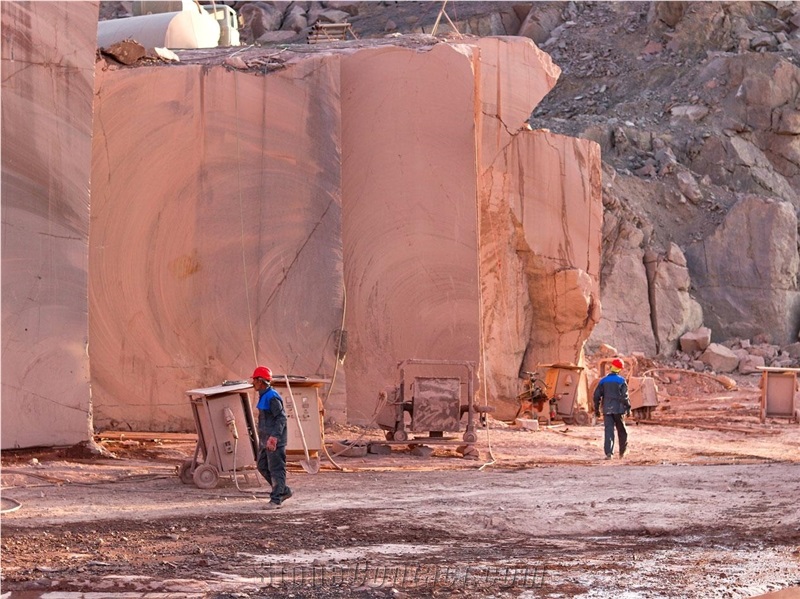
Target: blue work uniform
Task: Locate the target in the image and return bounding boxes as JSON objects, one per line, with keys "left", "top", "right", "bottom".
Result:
{"left": 256, "top": 385, "right": 291, "bottom": 504}
{"left": 593, "top": 372, "right": 631, "bottom": 458}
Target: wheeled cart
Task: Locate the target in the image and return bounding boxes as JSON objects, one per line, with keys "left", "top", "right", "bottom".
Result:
{"left": 179, "top": 383, "right": 261, "bottom": 489}
{"left": 270, "top": 376, "right": 329, "bottom": 474}
{"left": 375, "top": 359, "right": 493, "bottom": 456}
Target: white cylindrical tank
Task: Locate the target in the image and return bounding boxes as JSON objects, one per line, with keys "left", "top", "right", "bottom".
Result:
{"left": 132, "top": 0, "right": 196, "bottom": 16}
{"left": 98, "top": 9, "right": 221, "bottom": 49}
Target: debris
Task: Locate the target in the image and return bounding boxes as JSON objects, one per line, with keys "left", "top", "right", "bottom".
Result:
{"left": 101, "top": 39, "right": 146, "bottom": 65}
{"left": 410, "top": 445, "right": 434, "bottom": 458}
{"left": 150, "top": 47, "right": 179, "bottom": 62}
{"left": 223, "top": 55, "right": 248, "bottom": 70}
{"left": 641, "top": 367, "right": 738, "bottom": 390}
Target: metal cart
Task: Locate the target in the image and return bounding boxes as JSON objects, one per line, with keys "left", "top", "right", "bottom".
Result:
{"left": 270, "top": 376, "right": 329, "bottom": 474}
{"left": 179, "top": 383, "right": 260, "bottom": 489}
{"left": 376, "top": 359, "right": 493, "bottom": 448}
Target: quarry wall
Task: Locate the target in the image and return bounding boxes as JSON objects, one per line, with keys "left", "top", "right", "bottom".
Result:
{"left": 1, "top": 3, "right": 602, "bottom": 444}
{"left": 1, "top": 1, "right": 98, "bottom": 449}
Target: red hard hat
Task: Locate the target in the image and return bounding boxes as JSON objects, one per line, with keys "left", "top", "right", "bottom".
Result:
{"left": 610, "top": 358, "right": 624, "bottom": 371}
{"left": 251, "top": 366, "right": 272, "bottom": 381}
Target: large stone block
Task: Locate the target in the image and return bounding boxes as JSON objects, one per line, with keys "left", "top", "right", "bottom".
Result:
{"left": 340, "top": 44, "right": 481, "bottom": 423}
{"left": 90, "top": 57, "right": 346, "bottom": 430}
{"left": 1, "top": 1, "right": 98, "bottom": 449}
{"left": 475, "top": 39, "right": 600, "bottom": 417}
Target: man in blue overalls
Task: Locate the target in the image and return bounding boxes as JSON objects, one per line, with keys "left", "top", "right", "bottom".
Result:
{"left": 251, "top": 366, "right": 292, "bottom": 509}
{"left": 593, "top": 358, "right": 631, "bottom": 460}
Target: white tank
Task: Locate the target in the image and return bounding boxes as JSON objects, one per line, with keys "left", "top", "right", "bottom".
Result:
{"left": 98, "top": 9, "right": 222, "bottom": 49}
{"left": 132, "top": 1, "right": 197, "bottom": 16}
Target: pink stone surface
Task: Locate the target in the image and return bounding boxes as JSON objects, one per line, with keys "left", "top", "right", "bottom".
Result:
{"left": 1, "top": 1, "right": 98, "bottom": 449}
{"left": 340, "top": 44, "right": 482, "bottom": 423}
{"left": 471, "top": 37, "right": 602, "bottom": 417}
{"left": 4, "top": 30, "right": 602, "bottom": 441}
{"left": 90, "top": 58, "right": 346, "bottom": 430}
{"left": 475, "top": 37, "right": 561, "bottom": 170}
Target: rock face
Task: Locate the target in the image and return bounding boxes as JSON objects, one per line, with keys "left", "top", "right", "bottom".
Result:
{"left": 1, "top": 1, "right": 98, "bottom": 449}
{"left": 90, "top": 55, "right": 347, "bottom": 430}
{"left": 651, "top": 243, "right": 703, "bottom": 355}
{"left": 84, "top": 37, "right": 601, "bottom": 431}
{"left": 340, "top": 44, "right": 482, "bottom": 424}
{"left": 475, "top": 37, "right": 601, "bottom": 416}
{"left": 685, "top": 195, "right": 800, "bottom": 345}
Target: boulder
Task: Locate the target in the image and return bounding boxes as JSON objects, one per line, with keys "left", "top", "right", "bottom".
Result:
{"left": 649, "top": 1, "right": 687, "bottom": 28}
{"left": 323, "top": 2, "right": 359, "bottom": 16}
{"left": 738, "top": 353, "right": 765, "bottom": 374}
{"left": 239, "top": 2, "right": 283, "bottom": 42}
{"left": 700, "top": 343, "right": 740, "bottom": 373}
{"left": 517, "top": 4, "right": 563, "bottom": 44}
{"left": 281, "top": 4, "right": 308, "bottom": 32}
{"left": 256, "top": 30, "right": 300, "bottom": 44}
{"left": 748, "top": 343, "right": 779, "bottom": 361}
{"left": 588, "top": 247, "right": 656, "bottom": 356}
{"left": 676, "top": 170, "right": 703, "bottom": 203}
{"left": 685, "top": 195, "right": 800, "bottom": 345}
{"left": 680, "top": 327, "right": 712, "bottom": 353}
{"left": 782, "top": 342, "right": 800, "bottom": 359}
{"left": 312, "top": 8, "right": 350, "bottom": 24}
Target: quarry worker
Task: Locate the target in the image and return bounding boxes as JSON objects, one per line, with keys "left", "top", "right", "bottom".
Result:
{"left": 252, "top": 366, "right": 292, "bottom": 509}
{"left": 593, "top": 358, "right": 631, "bottom": 459}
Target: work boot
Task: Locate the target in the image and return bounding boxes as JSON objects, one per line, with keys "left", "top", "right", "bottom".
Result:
{"left": 263, "top": 501, "right": 282, "bottom": 510}
{"left": 605, "top": 454, "right": 613, "bottom": 460}
{"left": 280, "top": 487, "right": 293, "bottom": 504}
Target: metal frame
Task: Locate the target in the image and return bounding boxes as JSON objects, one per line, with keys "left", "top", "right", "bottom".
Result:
{"left": 180, "top": 383, "right": 260, "bottom": 489}
{"left": 377, "top": 359, "right": 492, "bottom": 446}
{"left": 269, "top": 376, "right": 329, "bottom": 474}
{"left": 757, "top": 366, "right": 800, "bottom": 424}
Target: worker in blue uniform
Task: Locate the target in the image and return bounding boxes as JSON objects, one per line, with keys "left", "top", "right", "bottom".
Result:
{"left": 593, "top": 358, "right": 631, "bottom": 459}
{"left": 251, "top": 366, "right": 292, "bottom": 509}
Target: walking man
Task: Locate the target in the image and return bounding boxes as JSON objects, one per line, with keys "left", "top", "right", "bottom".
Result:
{"left": 593, "top": 358, "right": 631, "bottom": 459}
{"left": 251, "top": 366, "right": 293, "bottom": 509}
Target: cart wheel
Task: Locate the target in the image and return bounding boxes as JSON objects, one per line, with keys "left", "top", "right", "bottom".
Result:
{"left": 384, "top": 431, "right": 395, "bottom": 441}
{"left": 301, "top": 456, "right": 321, "bottom": 475}
{"left": 192, "top": 464, "right": 220, "bottom": 489}
{"left": 393, "top": 430, "right": 408, "bottom": 442}
{"left": 178, "top": 460, "right": 194, "bottom": 484}
{"left": 574, "top": 410, "right": 591, "bottom": 426}
{"left": 462, "top": 431, "right": 478, "bottom": 444}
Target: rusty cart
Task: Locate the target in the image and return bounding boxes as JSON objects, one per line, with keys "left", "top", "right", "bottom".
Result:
{"left": 376, "top": 359, "right": 494, "bottom": 452}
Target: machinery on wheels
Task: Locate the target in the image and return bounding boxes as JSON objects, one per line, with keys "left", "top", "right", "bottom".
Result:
{"left": 179, "top": 383, "right": 261, "bottom": 489}
{"left": 179, "top": 376, "right": 327, "bottom": 489}
{"left": 515, "top": 363, "right": 591, "bottom": 426}
{"left": 376, "top": 359, "right": 494, "bottom": 455}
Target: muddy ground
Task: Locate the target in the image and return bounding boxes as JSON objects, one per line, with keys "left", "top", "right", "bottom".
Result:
{"left": 2, "top": 372, "right": 800, "bottom": 598}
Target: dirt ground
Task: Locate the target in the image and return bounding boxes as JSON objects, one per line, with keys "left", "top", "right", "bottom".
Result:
{"left": 2, "top": 372, "right": 800, "bottom": 599}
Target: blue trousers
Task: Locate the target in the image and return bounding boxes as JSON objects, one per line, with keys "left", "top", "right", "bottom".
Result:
{"left": 257, "top": 445, "right": 290, "bottom": 504}
{"left": 603, "top": 413, "right": 628, "bottom": 457}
